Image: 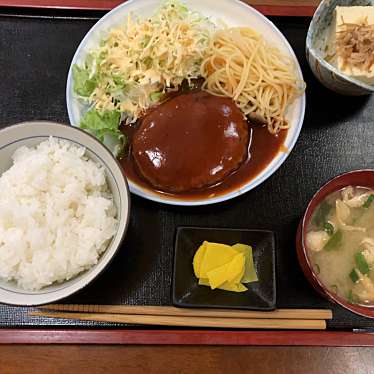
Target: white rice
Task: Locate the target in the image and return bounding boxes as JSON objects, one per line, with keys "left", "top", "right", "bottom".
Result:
{"left": 0, "top": 137, "right": 118, "bottom": 291}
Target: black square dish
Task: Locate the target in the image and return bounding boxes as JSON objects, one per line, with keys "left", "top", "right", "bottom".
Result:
{"left": 172, "top": 227, "right": 276, "bottom": 310}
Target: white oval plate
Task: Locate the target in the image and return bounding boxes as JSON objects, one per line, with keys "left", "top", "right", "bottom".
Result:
{"left": 66, "top": 0, "right": 306, "bottom": 206}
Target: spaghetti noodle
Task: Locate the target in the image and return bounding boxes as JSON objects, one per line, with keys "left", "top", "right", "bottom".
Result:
{"left": 201, "top": 27, "right": 305, "bottom": 134}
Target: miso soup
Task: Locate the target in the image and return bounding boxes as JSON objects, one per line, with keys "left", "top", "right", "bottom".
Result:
{"left": 306, "top": 186, "right": 374, "bottom": 305}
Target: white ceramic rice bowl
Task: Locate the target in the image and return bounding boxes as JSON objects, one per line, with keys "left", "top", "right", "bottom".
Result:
{"left": 0, "top": 121, "right": 130, "bottom": 305}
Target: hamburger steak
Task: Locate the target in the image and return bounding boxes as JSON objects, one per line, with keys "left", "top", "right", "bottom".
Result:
{"left": 132, "top": 90, "right": 249, "bottom": 193}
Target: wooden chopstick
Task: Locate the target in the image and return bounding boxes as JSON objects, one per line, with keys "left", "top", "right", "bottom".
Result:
{"left": 37, "top": 304, "right": 333, "bottom": 320}
{"left": 30, "top": 311, "right": 326, "bottom": 330}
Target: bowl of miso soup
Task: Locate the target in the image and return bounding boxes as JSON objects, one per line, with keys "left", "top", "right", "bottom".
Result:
{"left": 297, "top": 170, "right": 374, "bottom": 318}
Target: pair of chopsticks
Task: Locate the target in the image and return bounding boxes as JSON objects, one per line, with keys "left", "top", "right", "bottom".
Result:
{"left": 31, "top": 305, "right": 332, "bottom": 330}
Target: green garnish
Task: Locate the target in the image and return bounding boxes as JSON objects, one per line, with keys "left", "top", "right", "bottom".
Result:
{"left": 149, "top": 91, "right": 164, "bottom": 102}
{"left": 363, "top": 194, "right": 374, "bottom": 209}
{"left": 72, "top": 64, "right": 97, "bottom": 97}
{"left": 106, "top": 74, "right": 129, "bottom": 96}
{"left": 330, "top": 284, "right": 338, "bottom": 294}
{"left": 347, "top": 290, "right": 358, "bottom": 304}
{"left": 312, "top": 201, "right": 332, "bottom": 228}
{"left": 349, "top": 269, "right": 359, "bottom": 283}
{"left": 80, "top": 109, "right": 126, "bottom": 157}
{"left": 324, "top": 230, "right": 342, "bottom": 251}
{"left": 314, "top": 263, "right": 320, "bottom": 275}
{"left": 355, "top": 252, "right": 370, "bottom": 275}
{"left": 347, "top": 290, "right": 353, "bottom": 303}
{"left": 323, "top": 222, "right": 334, "bottom": 236}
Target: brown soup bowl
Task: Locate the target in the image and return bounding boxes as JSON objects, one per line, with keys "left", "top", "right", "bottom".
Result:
{"left": 296, "top": 170, "right": 374, "bottom": 318}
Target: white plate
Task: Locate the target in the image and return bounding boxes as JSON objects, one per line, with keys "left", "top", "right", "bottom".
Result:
{"left": 66, "top": 0, "right": 306, "bottom": 206}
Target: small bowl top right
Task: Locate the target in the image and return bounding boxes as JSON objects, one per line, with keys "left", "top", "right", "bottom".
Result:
{"left": 306, "top": 0, "right": 374, "bottom": 96}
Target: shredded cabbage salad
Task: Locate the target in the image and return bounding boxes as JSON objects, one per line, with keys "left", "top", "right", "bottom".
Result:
{"left": 73, "top": 0, "right": 214, "bottom": 156}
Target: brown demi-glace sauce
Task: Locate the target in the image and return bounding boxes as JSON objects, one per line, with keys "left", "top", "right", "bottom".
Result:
{"left": 120, "top": 91, "right": 287, "bottom": 200}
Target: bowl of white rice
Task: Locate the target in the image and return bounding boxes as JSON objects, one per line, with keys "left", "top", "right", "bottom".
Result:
{"left": 0, "top": 121, "right": 130, "bottom": 305}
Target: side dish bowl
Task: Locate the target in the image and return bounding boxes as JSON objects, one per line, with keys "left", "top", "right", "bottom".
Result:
{"left": 296, "top": 170, "right": 374, "bottom": 318}
{"left": 0, "top": 121, "right": 130, "bottom": 306}
{"left": 66, "top": 0, "right": 306, "bottom": 206}
{"left": 306, "top": 0, "right": 374, "bottom": 96}
{"left": 173, "top": 227, "right": 276, "bottom": 310}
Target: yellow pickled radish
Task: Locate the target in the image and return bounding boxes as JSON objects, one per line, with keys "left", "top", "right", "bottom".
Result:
{"left": 219, "top": 281, "right": 248, "bottom": 292}
{"left": 199, "top": 242, "right": 237, "bottom": 278}
{"left": 200, "top": 277, "right": 247, "bottom": 292}
{"left": 225, "top": 253, "right": 245, "bottom": 283}
{"left": 193, "top": 241, "right": 207, "bottom": 278}
{"left": 192, "top": 241, "right": 257, "bottom": 293}
{"left": 198, "top": 278, "right": 210, "bottom": 286}
{"left": 207, "top": 262, "right": 230, "bottom": 289}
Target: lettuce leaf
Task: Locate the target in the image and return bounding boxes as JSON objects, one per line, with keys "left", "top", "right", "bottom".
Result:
{"left": 73, "top": 64, "right": 97, "bottom": 97}
{"left": 149, "top": 91, "right": 163, "bottom": 102}
{"left": 80, "top": 109, "right": 126, "bottom": 157}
